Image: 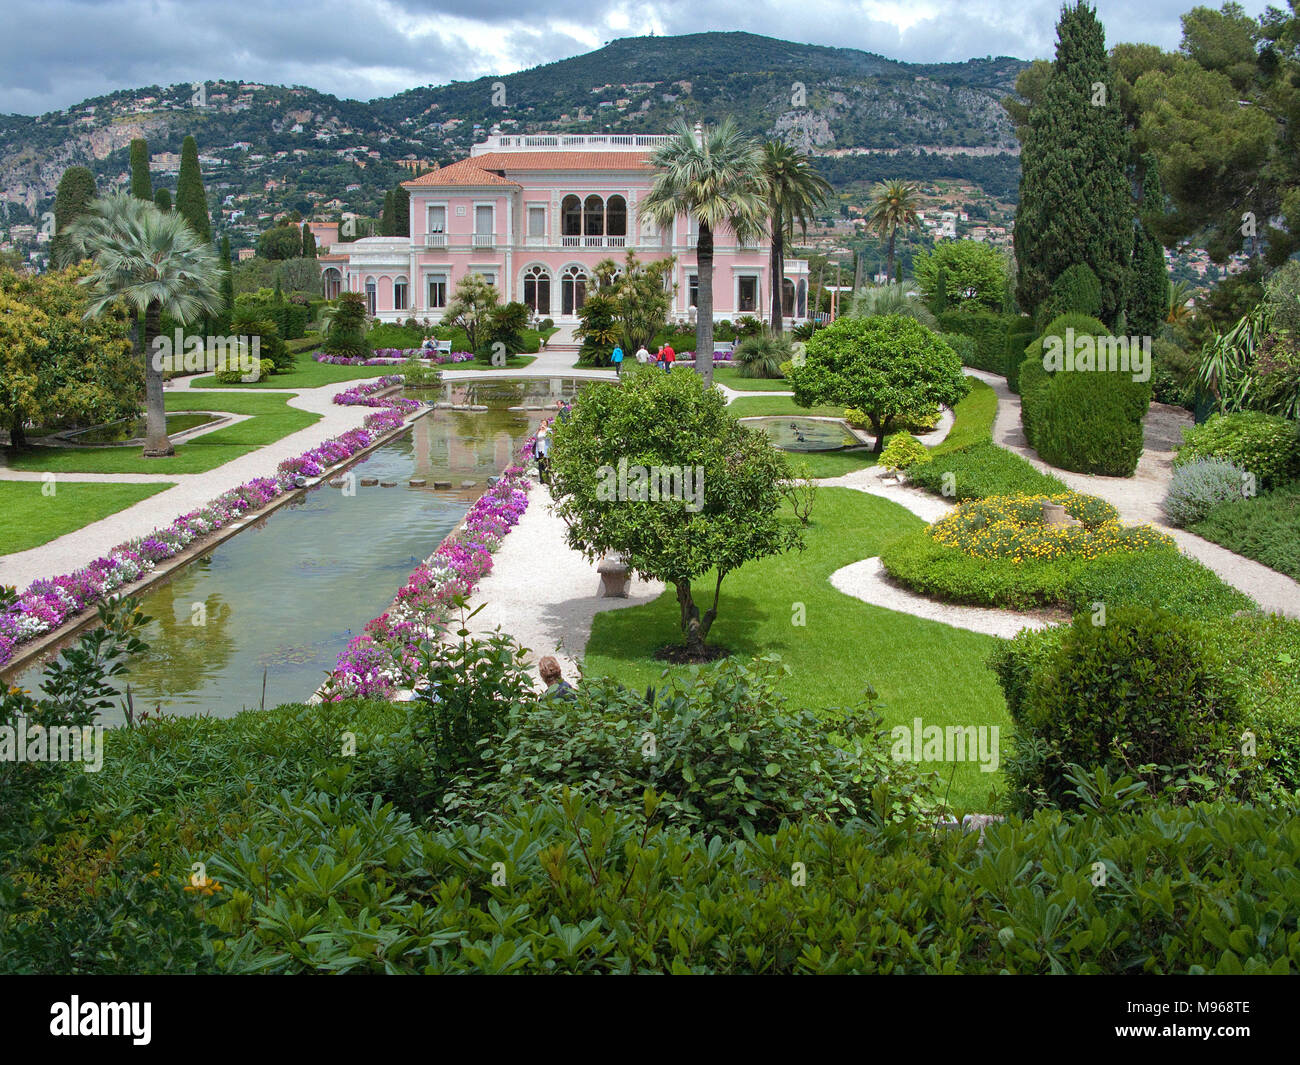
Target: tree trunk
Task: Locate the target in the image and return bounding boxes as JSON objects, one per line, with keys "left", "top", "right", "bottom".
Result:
{"left": 695, "top": 221, "right": 715, "bottom": 387}
{"left": 675, "top": 572, "right": 723, "bottom": 657}
{"left": 141, "top": 299, "right": 173, "bottom": 458}
{"left": 871, "top": 415, "right": 893, "bottom": 453}
{"left": 770, "top": 207, "right": 784, "bottom": 333}
{"left": 887, "top": 230, "right": 897, "bottom": 284}
{"left": 9, "top": 412, "right": 26, "bottom": 450}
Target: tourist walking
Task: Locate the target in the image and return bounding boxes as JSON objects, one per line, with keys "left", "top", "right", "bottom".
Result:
{"left": 611, "top": 344, "right": 624, "bottom": 377}
{"left": 635, "top": 344, "right": 650, "bottom": 365}
{"left": 534, "top": 420, "right": 552, "bottom": 484}
{"left": 661, "top": 342, "right": 675, "bottom": 373}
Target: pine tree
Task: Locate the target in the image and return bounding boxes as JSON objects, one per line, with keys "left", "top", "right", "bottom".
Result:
{"left": 380, "top": 190, "right": 395, "bottom": 236}
{"left": 302, "top": 223, "right": 316, "bottom": 258}
{"left": 129, "top": 139, "right": 152, "bottom": 200}
{"left": 175, "top": 135, "right": 211, "bottom": 243}
{"left": 392, "top": 185, "right": 410, "bottom": 237}
{"left": 1014, "top": 2, "right": 1132, "bottom": 325}
{"left": 1127, "top": 151, "right": 1170, "bottom": 338}
{"left": 154, "top": 188, "right": 172, "bottom": 212}
{"left": 50, "top": 166, "right": 97, "bottom": 266}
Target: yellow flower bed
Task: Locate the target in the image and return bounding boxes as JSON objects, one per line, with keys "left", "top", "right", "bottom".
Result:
{"left": 930, "top": 492, "right": 1173, "bottom": 564}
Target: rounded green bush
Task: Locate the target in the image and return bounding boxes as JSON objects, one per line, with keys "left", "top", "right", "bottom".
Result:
{"left": 879, "top": 433, "right": 932, "bottom": 472}
{"left": 1174, "top": 411, "right": 1300, "bottom": 490}
{"left": 1033, "top": 371, "right": 1151, "bottom": 477}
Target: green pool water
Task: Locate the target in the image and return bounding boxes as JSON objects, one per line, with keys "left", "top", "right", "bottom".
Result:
{"left": 15, "top": 398, "right": 582, "bottom": 722}
{"left": 741, "top": 416, "right": 861, "bottom": 451}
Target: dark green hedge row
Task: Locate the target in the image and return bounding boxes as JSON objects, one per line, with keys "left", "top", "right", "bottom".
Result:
{"left": 937, "top": 310, "right": 1036, "bottom": 379}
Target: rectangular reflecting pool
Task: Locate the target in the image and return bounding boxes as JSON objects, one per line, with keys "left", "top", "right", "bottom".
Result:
{"left": 15, "top": 398, "right": 572, "bottom": 722}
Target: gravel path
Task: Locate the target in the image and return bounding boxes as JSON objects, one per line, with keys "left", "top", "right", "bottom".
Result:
{"left": 461, "top": 481, "right": 664, "bottom": 689}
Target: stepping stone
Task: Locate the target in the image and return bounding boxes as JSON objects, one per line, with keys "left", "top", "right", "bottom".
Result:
{"left": 329, "top": 477, "right": 346, "bottom": 487}
{"left": 508, "top": 406, "right": 526, "bottom": 412}
{"left": 434, "top": 402, "right": 453, "bottom": 410}
{"left": 433, "top": 480, "right": 452, "bottom": 489}
{"left": 408, "top": 478, "right": 427, "bottom": 487}
{"left": 460, "top": 480, "right": 476, "bottom": 489}
{"left": 380, "top": 480, "right": 397, "bottom": 487}
{"left": 468, "top": 404, "right": 488, "bottom": 411}
{"left": 360, "top": 477, "right": 379, "bottom": 487}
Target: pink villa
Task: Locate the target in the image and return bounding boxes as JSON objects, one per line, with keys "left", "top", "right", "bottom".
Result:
{"left": 317, "top": 133, "right": 810, "bottom": 328}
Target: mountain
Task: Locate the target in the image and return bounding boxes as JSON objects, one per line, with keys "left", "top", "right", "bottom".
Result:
{"left": 0, "top": 31, "right": 1028, "bottom": 246}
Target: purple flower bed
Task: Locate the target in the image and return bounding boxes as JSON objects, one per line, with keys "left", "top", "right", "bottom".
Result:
{"left": 327, "top": 457, "right": 535, "bottom": 700}
{"left": 0, "top": 381, "right": 423, "bottom": 670}
{"left": 313, "top": 350, "right": 475, "bottom": 366}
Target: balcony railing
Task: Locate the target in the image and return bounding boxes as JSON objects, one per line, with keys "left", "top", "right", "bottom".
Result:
{"left": 471, "top": 233, "right": 496, "bottom": 248}
{"left": 423, "top": 232, "right": 446, "bottom": 248}
{"left": 558, "top": 235, "right": 628, "bottom": 248}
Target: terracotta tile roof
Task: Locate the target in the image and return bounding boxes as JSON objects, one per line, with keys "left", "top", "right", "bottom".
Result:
{"left": 403, "top": 150, "right": 653, "bottom": 188}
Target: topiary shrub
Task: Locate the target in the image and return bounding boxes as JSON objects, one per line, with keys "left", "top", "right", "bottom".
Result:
{"left": 1042, "top": 263, "right": 1102, "bottom": 322}
{"left": 1174, "top": 411, "right": 1300, "bottom": 490}
{"left": 324, "top": 292, "right": 370, "bottom": 359}
{"left": 991, "top": 606, "right": 1249, "bottom": 814}
{"left": 1163, "top": 457, "right": 1251, "bottom": 527}
{"left": 879, "top": 433, "right": 932, "bottom": 472}
{"left": 1015, "top": 311, "right": 1109, "bottom": 400}
{"left": 1032, "top": 370, "right": 1151, "bottom": 476}
{"left": 939, "top": 331, "right": 977, "bottom": 368}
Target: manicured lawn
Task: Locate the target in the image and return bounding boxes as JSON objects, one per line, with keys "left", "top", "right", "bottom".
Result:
{"left": 727, "top": 395, "right": 847, "bottom": 419}
{"left": 712, "top": 366, "right": 791, "bottom": 391}
{"left": 1192, "top": 480, "right": 1300, "bottom": 581}
{"left": 4, "top": 393, "right": 320, "bottom": 475}
{"left": 191, "top": 352, "right": 538, "bottom": 390}
{"left": 789, "top": 449, "right": 881, "bottom": 478}
{"left": 581, "top": 488, "right": 1010, "bottom": 811}
{"left": 0, "top": 481, "right": 175, "bottom": 555}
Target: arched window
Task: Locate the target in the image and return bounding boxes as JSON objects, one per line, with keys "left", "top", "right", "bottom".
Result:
{"left": 393, "top": 275, "right": 409, "bottom": 312}
{"left": 583, "top": 195, "right": 604, "bottom": 237}
{"left": 782, "top": 278, "right": 795, "bottom": 317}
{"left": 364, "top": 276, "right": 376, "bottom": 316}
{"left": 322, "top": 267, "right": 342, "bottom": 300}
{"left": 561, "top": 195, "right": 582, "bottom": 237}
{"left": 523, "top": 265, "right": 551, "bottom": 316}
{"left": 561, "top": 265, "right": 588, "bottom": 316}
{"left": 606, "top": 195, "right": 627, "bottom": 238}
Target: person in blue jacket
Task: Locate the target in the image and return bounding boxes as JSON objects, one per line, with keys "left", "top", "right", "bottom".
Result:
{"left": 611, "top": 344, "right": 625, "bottom": 377}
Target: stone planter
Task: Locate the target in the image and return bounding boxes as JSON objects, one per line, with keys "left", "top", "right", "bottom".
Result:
{"left": 597, "top": 554, "right": 631, "bottom": 598}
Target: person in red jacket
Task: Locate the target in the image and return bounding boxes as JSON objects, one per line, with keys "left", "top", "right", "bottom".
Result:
{"left": 661, "top": 343, "right": 675, "bottom": 372}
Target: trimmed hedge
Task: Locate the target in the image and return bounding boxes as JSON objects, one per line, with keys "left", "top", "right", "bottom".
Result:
{"left": 908, "top": 441, "right": 1066, "bottom": 502}
{"left": 1032, "top": 370, "right": 1151, "bottom": 477}
{"left": 936, "top": 310, "right": 1034, "bottom": 378}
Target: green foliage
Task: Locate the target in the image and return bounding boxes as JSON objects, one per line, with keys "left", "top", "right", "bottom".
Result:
{"left": 324, "top": 291, "right": 370, "bottom": 358}
{"left": 128, "top": 138, "right": 151, "bottom": 201}
{"left": 256, "top": 223, "right": 303, "bottom": 261}
{"left": 1128, "top": 154, "right": 1169, "bottom": 338}
{"left": 548, "top": 367, "right": 803, "bottom": 654}
{"left": 1065, "top": 544, "right": 1256, "bottom": 619}
{"left": 1174, "top": 412, "right": 1300, "bottom": 490}
{"left": 936, "top": 309, "right": 1025, "bottom": 375}
{"left": 400, "top": 354, "right": 441, "bottom": 387}
{"left": 1042, "top": 263, "right": 1102, "bottom": 322}
{"left": 879, "top": 433, "right": 931, "bottom": 472}
{"left": 734, "top": 332, "right": 793, "bottom": 378}
{"left": 230, "top": 312, "right": 289, "bottom": 371}
{"left": 441, "top": 273, "right": 499, "bottom": 355}
{"left": 788, "top": 314, "right": 969, "bottom": 453}
{"left": 175, "top": 136, "right": 210, "bottom": 243}
{"left": 486, "top": 300, "right": 530, "bottom": 359}
{"left": 913, "top": 240, "right": 1007, "bottom": 311}
{"left": 1163, "top": 458, "right": 1250, "bottom": 528}
{"left": 1015, "top": 3, "right": 1132, "bottom": 321}
{"left": 1031, "top": 370, "right": 1151, "bottom": 477}
{"left": 50, "top": 166, "right": 97, "bottom": 266}
{"left": 908, "top": 442, "right": 1066, "bottom": 502}
{"left": 366, "top": 322, "right": 424, "bottom": 349}
{"left": 991, "top": 607, "right": 1251, "bottom": 814}
{"left": 848, "top": 283, "right": 937, "bottom": 329}
{"left": 937, "top": 331, "right": 976, "bottom": 367}
{"left": 1192, "top": 479, "right": 1300, "bottom": 582}
{"left": 1150, "top": 336, "right": 1198, "bottom": 408}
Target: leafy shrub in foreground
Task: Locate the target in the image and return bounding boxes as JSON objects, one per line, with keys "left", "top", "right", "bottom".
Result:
{"left": 990, "top": 607, "right": 1251, "bottom": 814}
{"left": 1174, "top": 411, "right": 1300, "bottom": 490}
{"left": 1163, "top": 457, "right": 1251, "bottom": 527}
{"left": 908, "top": 441, "right": 1066, "bottom": 501}
{"left": 1031, "top": 371, "right": 1151, "bottom": 477}
{"left": 879, "top": 433, "right": 932, "bottom": 472}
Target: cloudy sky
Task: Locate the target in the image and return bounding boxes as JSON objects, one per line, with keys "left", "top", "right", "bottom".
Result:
{"left": 0, "top": 0, "right": 1273, "bottom": 115}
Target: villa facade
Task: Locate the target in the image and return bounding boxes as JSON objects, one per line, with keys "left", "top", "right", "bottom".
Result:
{"left": 317, "top": 133, "right": 810, "bottom": 327}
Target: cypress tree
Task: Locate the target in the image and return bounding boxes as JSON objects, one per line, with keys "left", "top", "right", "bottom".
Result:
{"left": 1127, "top": 151, "right": 1170, "bottom": 338}
{"left": 129, "top": 138, "right": 152, "bottom": 200}
{"left": 1014, "top": 2, "right": 1131, "bottom": 325}
{"left": 302, "top": 223, "right": 316, "bottom": 258}
{"left": 380, "top": 190, "right": 395, "bottom": 236}
{"left": 154, "top": 187, "right": 172, "bottom": 212}
{"left": 219, "top": 234, "right": 234, "bottom": 332}
{"left": 392, "top": 185, "right": 410, "bottom": 237}
{"left": 50, "top": 165, "right": 97, "bottom": 266}
{"left": 175, "top": 135, "right": 211, "bottom": 242}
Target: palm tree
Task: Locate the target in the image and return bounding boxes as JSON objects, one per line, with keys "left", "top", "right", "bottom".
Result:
{"left": 642, "top": 118, "right": 766, "bottom": 386}
{"left": 867, "top": 180, "right": 921, "bottom": 284}
{"left": 63, "top": 192, "right": 222, "bottom": 457}
{"left": 759, "top": 141, "right": 831, "bottom": 333}
{"left": 849, "top": 282, "right": 938, "bottom": 329}
{"left": 1166, "top": 279, "right": 1194, "bottom": 325}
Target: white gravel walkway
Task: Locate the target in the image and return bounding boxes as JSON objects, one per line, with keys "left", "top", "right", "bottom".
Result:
{"left": 461, "top": 482, "right": 664, "bottom": 688}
